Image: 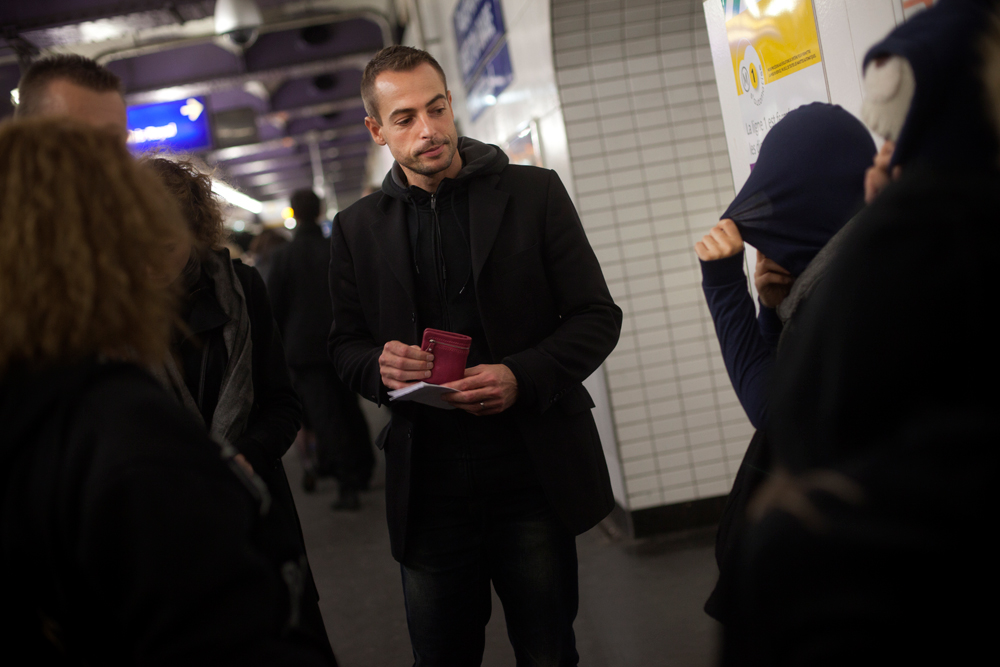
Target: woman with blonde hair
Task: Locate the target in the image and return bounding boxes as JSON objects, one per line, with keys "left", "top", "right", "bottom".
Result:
{"left": 0, "top": 118, "right": 333, "bottom": 664}
{"left": 141, "top": 156, "right": 335, "bottom": 661}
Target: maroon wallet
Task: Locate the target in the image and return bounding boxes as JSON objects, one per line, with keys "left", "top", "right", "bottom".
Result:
{"left": 421, "top": 328, "right": 471, "bottom": 385}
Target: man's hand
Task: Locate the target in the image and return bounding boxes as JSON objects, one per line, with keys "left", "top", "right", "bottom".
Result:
{"left": 864, "top": 140, "right": 902, "bottom": 204}
{"left": 754, "top": 251, "right": 794, "bottom": 309}
{"left": 695, "top": 218, "right": 744, "bottom": 261}
{"left": 379, "top": 340, "right": 434, "bottom": 390}
{"left": 441, "top": 364, "right": 518, "bottom": 416}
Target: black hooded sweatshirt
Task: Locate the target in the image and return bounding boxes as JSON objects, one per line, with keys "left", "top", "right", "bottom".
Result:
{"left": 380, "top": 137, "right": 539, "bottom": 497}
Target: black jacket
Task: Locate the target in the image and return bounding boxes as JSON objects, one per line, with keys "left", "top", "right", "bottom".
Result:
{"left": 267, "top": 224, "right": 336, "bottom": 367}
{"left": 723, "top": 167, "right": 999, "bottom": 664}
{"left": 328, "top": 141, "right": 623, "bottom": 560}
{"left": 0, "top": 360, "right": 331, "bottom": 665}
{"left": 177, "top": 257, "right": 316, "bottom": 601}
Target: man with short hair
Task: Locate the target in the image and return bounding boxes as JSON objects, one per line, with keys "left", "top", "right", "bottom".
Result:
{"left": 328, "top": 45, "right": 622, "bottom": 665}
{"left": 15, "top": 54, "right": 128, "bottom": 142}
{"left": 267, "top": 188, "right": 375, "bottom": 509}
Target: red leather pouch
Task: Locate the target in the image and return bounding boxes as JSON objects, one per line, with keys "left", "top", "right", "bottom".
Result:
{"left": 421, "top": 328, "right": 471, "bottom": 385}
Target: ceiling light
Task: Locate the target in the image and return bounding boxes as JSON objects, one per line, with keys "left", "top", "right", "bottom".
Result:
{"left": 284, "top": 218, "right": 297, "bottom": 230}
{"left": 212, "top": 180, "right": 263, "bottom": 214}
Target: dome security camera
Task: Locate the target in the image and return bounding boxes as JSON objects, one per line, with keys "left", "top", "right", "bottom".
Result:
{"left": 215, "top": 0, "right": 263, "bottom": 48}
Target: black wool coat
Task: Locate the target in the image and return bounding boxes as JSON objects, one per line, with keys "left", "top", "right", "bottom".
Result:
{"left": 0, "top": 360, "right": 332, "bottom": 665}
{"left": 328, "top": 163, "right": 623, "bottom": 560}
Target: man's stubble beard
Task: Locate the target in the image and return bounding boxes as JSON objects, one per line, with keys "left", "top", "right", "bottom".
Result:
{"left": 401, "top": 138, "right": 457, "bottom": 177}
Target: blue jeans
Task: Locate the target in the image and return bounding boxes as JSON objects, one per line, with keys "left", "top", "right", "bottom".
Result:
{"left": 400, "top": 488, "right": 579, "bottom": 667}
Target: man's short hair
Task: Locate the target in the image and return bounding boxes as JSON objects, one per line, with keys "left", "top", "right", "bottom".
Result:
{"left": 15, "top": 54, "right": 122, "bottom": 118}
{"left": 290, "top": 188, "right": 322, "bottom": 224}
{"left": 361, "top": 46, "right": 448, "bottom": 124}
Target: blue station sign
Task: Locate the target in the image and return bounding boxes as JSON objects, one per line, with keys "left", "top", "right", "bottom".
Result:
{"left": 453, "top": 0, "right": 507, "bottom": 88}
{"left": 453, "top": 0, "right": 512, "bottom": 121}
{"left": 127, "top": 96, "right": 212, "bottom": 152}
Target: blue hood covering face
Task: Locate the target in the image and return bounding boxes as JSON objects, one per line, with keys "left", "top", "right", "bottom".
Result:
{"left": 721, "top": 103, "right": 875, "bottom": 277}
{"left": 864, "top": 0, "right": 999, "bottom": 170}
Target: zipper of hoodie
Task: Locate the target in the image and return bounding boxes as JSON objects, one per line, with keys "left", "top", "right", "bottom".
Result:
{"left": 430, "top": 194, "right": 450, "bottom": 330}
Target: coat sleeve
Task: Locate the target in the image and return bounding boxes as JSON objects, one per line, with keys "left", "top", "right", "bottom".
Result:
{"left": 699, "top": 251, "right": 775, "bottom": 429}
{"left": 234, "top": 263, "right": 303, "bottom": 471}
{"left": 327, "top": 212, "right": 388, "bottom": 406}
{"left": 500, "top": 171, "right": 623, "bottom": 414}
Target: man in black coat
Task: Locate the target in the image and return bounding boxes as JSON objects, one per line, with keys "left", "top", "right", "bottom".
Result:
{"left": 328, "top": 46, "right": 622, "bottom": 665}
{"left": 268, "top": 189, "right": 374, "bottom": 509}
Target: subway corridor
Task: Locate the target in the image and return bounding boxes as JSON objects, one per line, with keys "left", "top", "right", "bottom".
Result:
{"left": 285, "top": 432, "right": 721, "bottom": 667}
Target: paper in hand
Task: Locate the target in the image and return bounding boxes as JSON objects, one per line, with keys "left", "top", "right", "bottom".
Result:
{"left": 387, "top": 382, "right": 459, "bottom": 410}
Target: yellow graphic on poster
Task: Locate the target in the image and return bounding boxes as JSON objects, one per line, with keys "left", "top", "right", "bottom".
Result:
{"left": 726, "top": 0, "right": 829, "bottom": 166}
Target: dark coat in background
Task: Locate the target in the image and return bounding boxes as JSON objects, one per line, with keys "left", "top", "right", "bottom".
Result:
{"left": 0, "top": 360, "right": 333, "bottom": 665}
{"left": 328, "top": 160, "right": 623, "bottom": 561}
{"left": 267, "top": 222, "right": 375, "bottom": 489}
{"left": 267, "top": 222, "right": 337, "bottom": 368}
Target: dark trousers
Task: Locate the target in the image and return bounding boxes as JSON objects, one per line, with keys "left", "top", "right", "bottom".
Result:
{"left": 290, "top": 364, "right": 373, "bottom": 491}
{"left": 401, "top": 487, "right": 579, "bottom": 667}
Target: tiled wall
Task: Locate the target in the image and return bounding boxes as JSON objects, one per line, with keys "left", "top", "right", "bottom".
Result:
{"left": 551, "top": 0, "right": 754, "bottom": 510}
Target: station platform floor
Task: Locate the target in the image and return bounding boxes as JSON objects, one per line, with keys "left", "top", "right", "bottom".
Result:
{"left": 283, "top": 443, "right": 723, "bottom": 667}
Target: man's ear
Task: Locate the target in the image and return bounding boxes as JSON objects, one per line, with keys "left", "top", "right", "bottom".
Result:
{"left": 365, "top": 116, "right": 386, "bottom": 146}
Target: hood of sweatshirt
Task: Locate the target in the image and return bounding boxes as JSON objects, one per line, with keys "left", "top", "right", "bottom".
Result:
{"left": 381, "top": 136, "right": 509, "bottom": 201}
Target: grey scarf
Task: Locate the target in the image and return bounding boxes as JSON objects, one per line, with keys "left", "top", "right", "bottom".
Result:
{"left": 155, "top": 248, "right": 254, "bottom": 447}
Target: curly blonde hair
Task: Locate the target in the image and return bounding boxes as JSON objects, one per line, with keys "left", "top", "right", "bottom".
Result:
{"left": 142, "top": 156, "right": 228, "bottom": 250}
{"left": 0, "top": 118, "right": 187, "bottom": 372}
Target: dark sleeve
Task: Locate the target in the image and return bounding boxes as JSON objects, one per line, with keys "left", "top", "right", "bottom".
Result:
{"left": 328, "top": 212, "right": 390, "bottom": 406}
{"left": 700, "top": 251, "right": 776, "bottom": 429}
{"left": 759, "top": 304, "right": 783, "bottom": 349}
{"left": 79, "top": 380, "right": 330, "bottom": 665}
{"left": 234, "top": 263, "right": 303, "bottom": 471}
{"left": 500, "top": 171, "right": 623, "bottom": 413}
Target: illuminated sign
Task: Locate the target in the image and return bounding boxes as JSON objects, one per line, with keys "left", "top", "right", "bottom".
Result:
{"left": 127, "top": 96, "right": 212, "bottom": 152}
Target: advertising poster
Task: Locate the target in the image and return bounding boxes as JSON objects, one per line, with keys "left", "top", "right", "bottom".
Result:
{"left": 726, "top": 0, "right": 829, "bottom": 168}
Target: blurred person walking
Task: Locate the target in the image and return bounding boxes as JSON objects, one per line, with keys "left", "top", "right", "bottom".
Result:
{"left": 0, "top": 118, "right": 334, "bottom": 665}
{"left": 142, "top": 157, "right": 336, "bottom": 662}
{"left": 248, "top": 227, "right": 290, "bottom": 284}
{"left": 267, "top": 189, "right": 374, "bottom": 508}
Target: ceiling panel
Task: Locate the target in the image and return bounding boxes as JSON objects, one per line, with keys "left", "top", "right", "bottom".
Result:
{"left": 1, "top": 0, "right": 393, "bottom": 213}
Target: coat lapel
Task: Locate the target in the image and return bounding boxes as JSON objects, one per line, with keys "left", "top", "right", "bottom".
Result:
{"left": 469, "top": 175, "right": 509, "bottom": 281}
{"left": 370, "top": 194, "right": 417, "bottom": 306}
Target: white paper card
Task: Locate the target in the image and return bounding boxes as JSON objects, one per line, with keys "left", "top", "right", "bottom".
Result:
{"left": 387, "top": 382, "right": 459, "bottom": 409}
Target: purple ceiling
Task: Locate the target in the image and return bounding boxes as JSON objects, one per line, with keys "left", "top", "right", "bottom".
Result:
{"left": 1, "top": 1, "right": 392, "bottom": 207}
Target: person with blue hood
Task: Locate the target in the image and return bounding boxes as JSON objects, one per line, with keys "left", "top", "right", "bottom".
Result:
{"left": 695, "top": 102, "right": 875, "bottom": 625}
{"left": 722, "top": 1, "right": 1000, "bottom": 663}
